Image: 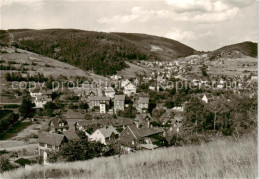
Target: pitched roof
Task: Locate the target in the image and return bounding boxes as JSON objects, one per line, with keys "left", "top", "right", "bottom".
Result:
{"left": 138, "top": 96, "right": 149, "bottom": 104}
{"left": 128, "top": 125, "right": 163, "bottom": 138}
{"left": 35, "top": 95, "right": 51, "bottom": 101}
{"left": 97, "top": 126, "right": 119, "bottom": 138}
{"left": 114, "top": 95, "right": 125, "bottom": 101}
{"left": 38, "top": 132, "right": 65, "bottom": 146}
{"left": 77, "top": 120, "right": 93, "bottom": 127}
{"left": 112, "top": 117, "right": 133, "bottom": 126}
{"left": 63, "top": 110, "right": 85, "bottom": 119}
{"left": 105, "top": 87, "right": 115, "bottom": 93}
{"left": 89, "top": 96, "right": 110, "bottom": 101}
{"left": 63, "top": 130, "right": 80, "bottom": 140}
{"left": 42, "top": 90, "right": 52, "bottom": 95}
{"left": 49, "top": 118, "right": 69, "bottom": 129}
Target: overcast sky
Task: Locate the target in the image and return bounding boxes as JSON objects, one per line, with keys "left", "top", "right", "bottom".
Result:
{"left": 0, "top": 0, "right": 257, "bottom": 51}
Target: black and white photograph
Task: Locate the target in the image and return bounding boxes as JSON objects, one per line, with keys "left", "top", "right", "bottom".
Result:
{"left": 0, "top": 0, "right": 258, "bottom": 178}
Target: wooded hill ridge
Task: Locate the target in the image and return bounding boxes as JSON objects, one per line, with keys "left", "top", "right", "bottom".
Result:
{"left": 0, "top": 29, "right": 257, "bottom": 75}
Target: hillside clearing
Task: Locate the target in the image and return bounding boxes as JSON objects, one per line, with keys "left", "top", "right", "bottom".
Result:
{"left": 117, "top": 62, "right": 152, "bottom": 78}
{"left": 1, "top": 135, "right": 256, "bottom": 179}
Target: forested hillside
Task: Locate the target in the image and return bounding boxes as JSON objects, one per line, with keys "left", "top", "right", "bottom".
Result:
{"left": 5, "top": 29, "right": 196, "bottom": 75}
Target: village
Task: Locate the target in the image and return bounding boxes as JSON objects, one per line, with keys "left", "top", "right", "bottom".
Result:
{"left": 0, "top": 45, "right": 257, "bottom": 167}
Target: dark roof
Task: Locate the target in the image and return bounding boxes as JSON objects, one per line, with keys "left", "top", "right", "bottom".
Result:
{"left": 38, "top": 132, "right": 65, "bottom": 146}
{"left": 128, "top": 125, "right": 163, "bottom": 138}
{"left": 89, "top": 96, "right": 110, "bottom": 101}
{"left": 114, "top": 95, "right": 125, "bottom": 101}
{"left": 136, "top": 113, "right": 153, "bottom": 121}
{"left": 77, "top": 120, "right": 93, "bottom": 127}
{"left": 63, "top": 110, "right": 85, "bottom": 119}
{"left": 49, "top": 118, "right": 69, "bottom": 129}
{"left": 63, "top": 130, "right": 80, "bottom": 140}
{"left": 112, "top": 117, "right": 133, "bottom": 126}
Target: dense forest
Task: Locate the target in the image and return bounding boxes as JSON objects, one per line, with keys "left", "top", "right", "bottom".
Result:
{"left": 6, "top": 29, "right": 195, "bottom": 75}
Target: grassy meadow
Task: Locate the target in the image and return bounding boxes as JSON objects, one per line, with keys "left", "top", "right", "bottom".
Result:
{"left": 1, "top": 134, "right": 257, "bottom": 179}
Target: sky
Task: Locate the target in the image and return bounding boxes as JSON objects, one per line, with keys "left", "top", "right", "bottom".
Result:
{"left": 0, "top": 0, "right": 258, "bottom": 51}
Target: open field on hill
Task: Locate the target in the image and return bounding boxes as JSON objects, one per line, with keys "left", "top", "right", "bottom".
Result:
{"left": 1, "top": 134, "right": 256, "bottom": 179}
{"left": 208, "top": 56, "right": 257, "bottom": 76}
{"left": 0, "top": 47, "right": 88, "bottom": 78}
{"left": 117, "top": 62, "right": 152, "bottom": 78}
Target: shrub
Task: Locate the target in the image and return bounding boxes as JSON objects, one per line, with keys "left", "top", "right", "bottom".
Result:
{"left": 15, "top": 158, "right": 31, "bottom": 166}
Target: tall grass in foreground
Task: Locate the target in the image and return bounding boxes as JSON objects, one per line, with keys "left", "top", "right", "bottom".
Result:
{"left": 1, "top": 135, "right": 257, "bottom": 179}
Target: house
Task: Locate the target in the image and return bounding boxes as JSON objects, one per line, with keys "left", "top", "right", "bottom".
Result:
{"left": 121, "top": 79, "right": 131, "bottom": 88}
{"left": 42, "top": 90, "right": 52, "bottom": 98}
{"left": 135, "top": 113, "right": 153, "bottom": 128}
{"left": 63, "top": 130, "right": 80, "bottom": 140}
{"left": 201, "top": 94, "right": 214, "bottom": 103}
{"left": 34, "top": 95, "right": 52, "bottom": 108}
{"left": 123, "top": 82, "right": 136, "bottom": 96}
{"left": 111, "top": 117, "right": 133, "bottom": 128}
{"left": 88, "top": 96, "right": 110, "bottom": 108}
{"left": 30, "top": 89, "right": 42, "bottom": 98}
{"left": 49, "top": 118, "right": 69, "bottom": 133}
{"left": 119, "top": 125, "right": 164, "bottom": 149}
{"left": 114, "top": 95, "right": 125, "bottom": 112}
{"left": 89, "top": 126, "right": 119, "bottom": 145}
{"left": 63, "top": 110, "right": 86, "bottom": 130}
{"left": 105, "top": 87, "right": 115, "bottom": 98}
{"left": 38, "top": 132, "right": 67, "bottom": 164}
{"left": 137, "top": 96, "right": 149, "bottom": 111}
{"left": 216, "top": 84, "right": 224, "bottom": 89}
{"left": 100, "top": 102, "right": 106, "bottom": 114}
{"left": 251, "top": 74, "right": 258, "bottom": 80}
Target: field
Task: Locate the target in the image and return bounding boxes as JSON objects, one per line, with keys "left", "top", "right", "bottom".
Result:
{"left": 0, "top": 121, "right": 31, "bottom": 140}
{"left": 0, "top": 47, "right": 88, "bottom": 78}
{"left": 117, "top": 62, "right": 152, "bottom": 78}
{"left": 1, "top": 134, "right": 256, "bottom": 179}
{"left": 208, "top": 56, "right": 257, "bottom": 76}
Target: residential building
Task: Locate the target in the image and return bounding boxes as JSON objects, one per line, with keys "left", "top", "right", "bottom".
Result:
{"left": 137, "top": 96, "right": 149, "bottom": 111}
{"left": 119, "top": 125, "right": 163, "bottom": 150}
{"left": 114, "top": 95, "right": 125, "bottom": 112}
{"left": 201, "top": 94, "right": 214, "bottom": 103}
{"left": 100, "top": 102, "right": 106, "bottom": 114}
{"left": 34, "top": 95, "right": 52, "bottom": 108}
{"left": 88, "top": 96, "right": 110, "bottom": 108}
{"left": 123, "top": 82, "right": 136, "bottom": 96}
{"left": 104, "top": 87, "right": 115, "bottom": 98}
{"left": 30, "top": 89, "right": 42, "bottom": 98}
{"left": 38, "top": 132, "right": 67, "bottom": 164}
{"left": 49, "top": 118, "right": 69, "bottom": 133}
{"left": 89, "top": 126, "right": 119, "bottom": 145}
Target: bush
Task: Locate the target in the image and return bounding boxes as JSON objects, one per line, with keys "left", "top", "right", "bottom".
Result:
{"left": 15, "top": 158, "right": 31, "bottom": 166}
{"left": 0, "top": 156, "right": 18, "bottom": 173}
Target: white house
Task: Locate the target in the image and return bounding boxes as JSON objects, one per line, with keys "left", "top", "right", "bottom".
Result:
{"left": 201, "top": 94, "right": 214, "bottom": 103}
{"left": 100, "top": 103, "right": 106, "bottom": 114}
{"left": 104, "top": 87, "right": 115, "bottom": 98}
{"left": 34, "top": 95, "right": 52, "bottom": 108}
{"left": 30, "top": 89, "right": 42, "bottom": 98}
{"left": 121, "top": 79, "right": 131, "bottom": 88}
{"left": 89, "top": 126, "right": 119, "bottom": 145}
{"left": 123, "top": 82, "right": 136, "bottom": 96}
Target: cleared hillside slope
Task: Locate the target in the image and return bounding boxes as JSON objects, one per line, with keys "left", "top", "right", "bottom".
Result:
{"left": 1, "top": 135, "right": 256, "bottom": 179}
